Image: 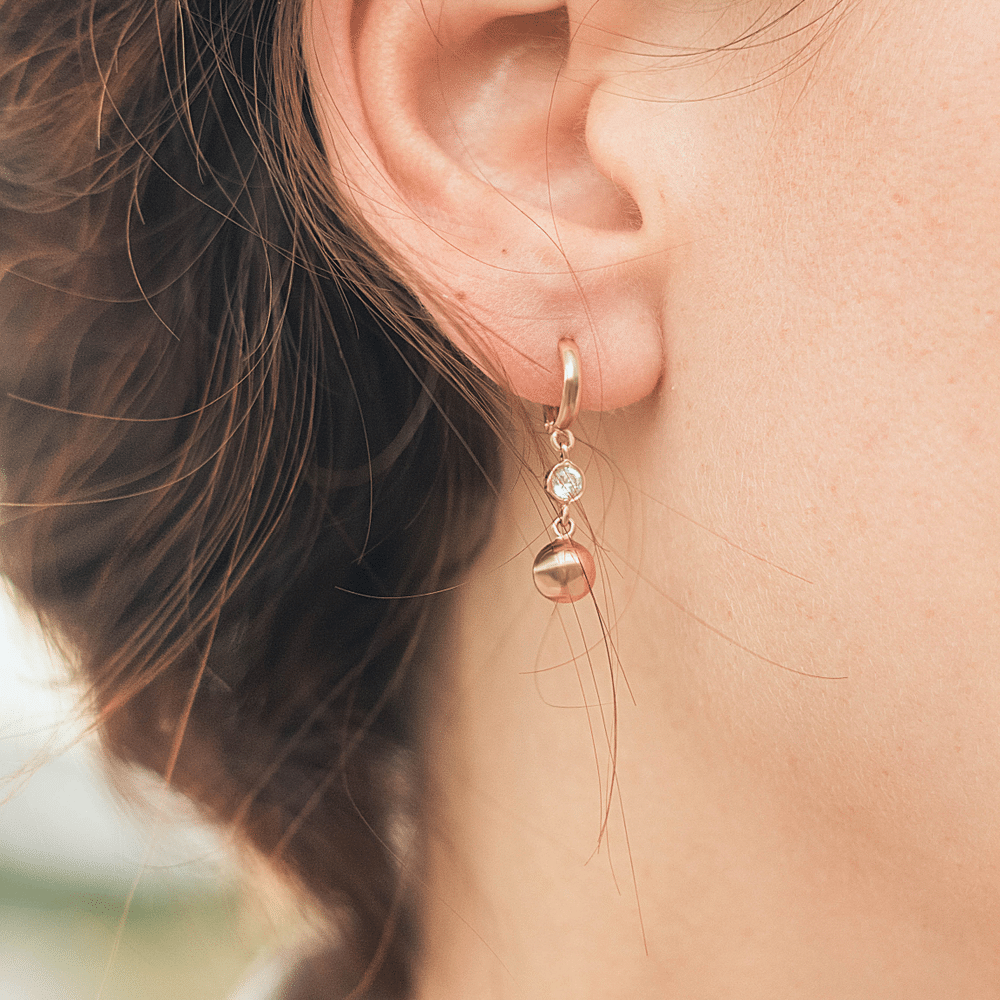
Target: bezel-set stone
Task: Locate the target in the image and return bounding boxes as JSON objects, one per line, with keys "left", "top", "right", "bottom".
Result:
{"left": 545, "top": 460, "right": 585, "bottom": 503}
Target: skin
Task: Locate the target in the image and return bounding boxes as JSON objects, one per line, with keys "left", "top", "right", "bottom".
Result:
{"left": 306, "top": 0, "right": 1000, "bottom": 995}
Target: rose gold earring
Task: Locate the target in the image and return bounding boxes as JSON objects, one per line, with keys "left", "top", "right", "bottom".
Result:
{"left": 532, "top": 339, "right": 596, "bottom": 603}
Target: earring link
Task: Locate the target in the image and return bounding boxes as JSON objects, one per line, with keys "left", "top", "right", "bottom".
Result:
{"left": 532, "top": 339, "right": 596, "bottom": 603}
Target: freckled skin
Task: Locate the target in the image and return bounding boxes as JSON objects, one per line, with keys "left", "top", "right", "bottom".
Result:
{"left": 310, "top": 1, "right": 1000, "bottom": 996}
{"left": 455, "top": 3, "right": 1000, "bottom": 995}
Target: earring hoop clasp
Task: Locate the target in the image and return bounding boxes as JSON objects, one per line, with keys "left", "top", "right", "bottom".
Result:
{"left": 543, "top": 338, "right": 581, "bottom": 432}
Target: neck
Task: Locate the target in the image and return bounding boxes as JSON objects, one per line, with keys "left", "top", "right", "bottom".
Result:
{"left": 412, "top": 415, "right": 996, "bottom": 999}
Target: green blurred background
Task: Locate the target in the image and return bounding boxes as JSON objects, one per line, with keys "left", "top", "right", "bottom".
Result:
{"left": 0, "top": 591, "right": 272, "bottom": 1000}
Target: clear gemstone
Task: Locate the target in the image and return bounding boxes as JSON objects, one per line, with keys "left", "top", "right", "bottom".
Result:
{"left": 546, "top": 461, "right": 584, "bottom": 503}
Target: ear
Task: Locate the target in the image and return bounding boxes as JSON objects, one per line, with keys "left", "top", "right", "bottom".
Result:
{"left": 305, "top": 0, "right": 664, "bottom": 411}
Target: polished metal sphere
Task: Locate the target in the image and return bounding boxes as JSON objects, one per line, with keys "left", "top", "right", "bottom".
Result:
{"left": 532, "top": 539, "right": 596, "bottom": 603}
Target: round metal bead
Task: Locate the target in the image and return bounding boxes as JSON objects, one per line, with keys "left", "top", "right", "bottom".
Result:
{"left": 532, "top": 539, "right": 596, "bottom": 603}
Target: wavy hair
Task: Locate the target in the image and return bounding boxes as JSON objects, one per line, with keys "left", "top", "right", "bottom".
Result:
{"left": 0, "top": 0, "right": 503, "bottom": 993}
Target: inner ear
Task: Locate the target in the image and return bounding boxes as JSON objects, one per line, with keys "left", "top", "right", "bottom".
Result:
{"left": 418, "top": 6, "right": 642, "bottom": 232}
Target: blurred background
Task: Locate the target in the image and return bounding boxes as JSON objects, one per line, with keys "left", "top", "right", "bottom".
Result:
{"left": 0, "top": 588, "right": 275, "bottom": 999}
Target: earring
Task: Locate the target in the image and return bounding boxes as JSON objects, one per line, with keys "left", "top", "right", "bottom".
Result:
{"left": 532, "top": 339, "right": 596, "bottom": 603}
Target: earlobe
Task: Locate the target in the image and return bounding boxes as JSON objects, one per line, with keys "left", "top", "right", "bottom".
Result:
{"left": 305, "top": 0, "right": 664, "bottom": 411}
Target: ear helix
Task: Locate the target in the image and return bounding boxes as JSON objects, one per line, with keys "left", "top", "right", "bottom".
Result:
{"left": 307, "top": 0, "right": 666, "bottom": 412}
{"left": 532, "top": 339, "right": 596, "bottom": 603}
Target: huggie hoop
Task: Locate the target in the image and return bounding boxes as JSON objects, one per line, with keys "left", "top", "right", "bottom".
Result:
{"left": 543, "top": 338, "right": 581, "bottom": 432}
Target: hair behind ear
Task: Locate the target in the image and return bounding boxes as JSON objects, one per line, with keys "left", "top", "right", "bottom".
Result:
{"left": 0, "top": 0, "right": 503, "bottom": 993}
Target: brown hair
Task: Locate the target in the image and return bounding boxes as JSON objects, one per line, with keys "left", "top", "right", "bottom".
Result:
{"left": 0, "top": 0, "right": 503, "bottom": 993}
